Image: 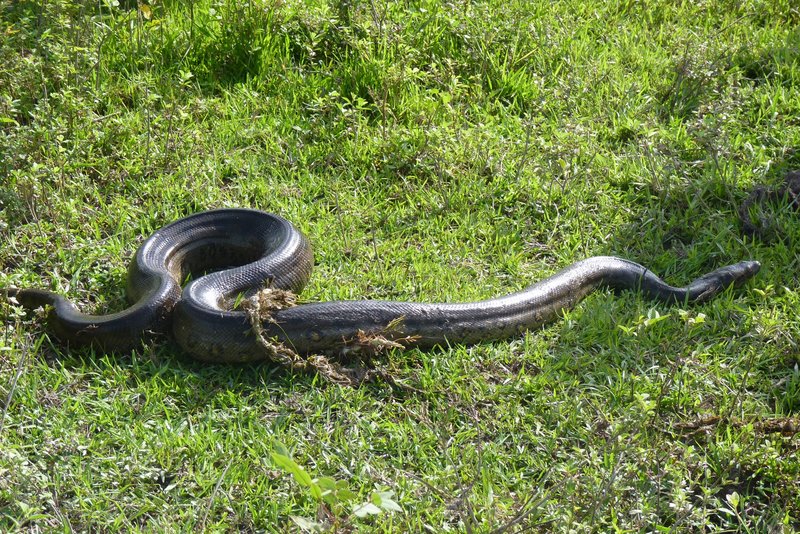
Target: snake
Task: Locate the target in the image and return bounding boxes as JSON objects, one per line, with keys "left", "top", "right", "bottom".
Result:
{"left": 4, "top": 208, "right": 760, "bottom": 363}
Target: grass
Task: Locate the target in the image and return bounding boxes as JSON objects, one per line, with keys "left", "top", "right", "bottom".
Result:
{"left": 1, "top": 0, "right": 800, "bottom": 530}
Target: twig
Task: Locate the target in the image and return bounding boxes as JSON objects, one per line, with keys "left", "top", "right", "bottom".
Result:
{"left": 0, "top": 335, "right": 31, "bottom": 436}
{"left": 199, "top": 457, "right": 234, "bottom": 530}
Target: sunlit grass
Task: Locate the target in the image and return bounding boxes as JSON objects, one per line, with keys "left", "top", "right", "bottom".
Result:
{"left": 1, "top": 0, "right": 799, "bottom": 531}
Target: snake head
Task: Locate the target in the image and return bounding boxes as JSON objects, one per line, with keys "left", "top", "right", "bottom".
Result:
{"left": 718, "top": 260, "right": 761, "bottom": 288}
{"left": 690, "top": 260, "right": 761, "bottom": 302}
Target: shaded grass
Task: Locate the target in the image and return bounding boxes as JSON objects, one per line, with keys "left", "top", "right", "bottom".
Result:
{"left": 2, "top": 0, "right": 800, "bottom": 531}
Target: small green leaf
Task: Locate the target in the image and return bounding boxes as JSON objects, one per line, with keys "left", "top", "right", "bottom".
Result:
{"left": 717, "top": 506, "right": 736, "bottom": 517}
{"left": 336, "top": 487, "right": 358, "bottom": 502}
{"left": 321, "top": 491, "right": 338, "bottom": 506}
{"left": 273, "top": 441, "right": 291, "bottom": 457}
{"left": 380, "top": 498, "right": 403, "bottom": 513}
{"left": 270, "top": 451, "right": 295, "bottom": 471}
{"left": 317, "top": 476, "right": 337, "bottom": 491}
{"left": 373, "top": 491, "right": 402, "bottom": 512}
{"left": 643, "top": 311, "right": 670, "bottom": 327}
{"left": 352, "top": 502, "right": 382, "bottom": 517}
{"left": 290, "top": 465, "right": 313, "bottom": 487}
{"left": 290, "top": 515, "right": 325, "bottom": 532}
{"left": 270, "top": 449, "right": 313, "bottom": 488}
{"left": 617, "top": 324, "right": 635, "bottom": 335}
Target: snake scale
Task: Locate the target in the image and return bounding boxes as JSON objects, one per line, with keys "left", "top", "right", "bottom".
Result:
{"left": 5, "top": 209, "right": 760, "bottom": 362}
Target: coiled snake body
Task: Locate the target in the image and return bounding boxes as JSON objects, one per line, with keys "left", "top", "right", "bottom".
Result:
{"left": 6, "top": 209, "right": 760, "bottom": 362}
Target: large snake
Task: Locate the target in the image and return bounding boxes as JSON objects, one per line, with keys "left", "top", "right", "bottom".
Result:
{"left": 4, "top": 209, "right": 760, "bottom": 362}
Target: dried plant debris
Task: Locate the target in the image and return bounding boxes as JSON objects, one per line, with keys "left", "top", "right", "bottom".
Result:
{"left": 243, "top": 291, "right": 413, "bottom": 387}
{"left": 673, "top": 415, "right": 800, "bottom": 440}
{"left": 241, "top": 287, "right": 299, "bottom": 317}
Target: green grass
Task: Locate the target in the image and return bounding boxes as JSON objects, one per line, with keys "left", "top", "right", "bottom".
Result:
{"left": 2, "top": 0, "right": 800, "bottom": 530}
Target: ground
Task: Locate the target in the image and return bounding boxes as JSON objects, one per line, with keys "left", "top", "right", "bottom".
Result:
{"left": 1, "top": 0, "right": 799, "bottom": 531}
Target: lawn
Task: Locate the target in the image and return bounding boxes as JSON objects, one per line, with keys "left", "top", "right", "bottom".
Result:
{"left": 1, "top": 0, "right": 799, "bottom": 531}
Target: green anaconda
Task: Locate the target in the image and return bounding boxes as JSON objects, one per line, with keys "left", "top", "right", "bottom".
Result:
{"left": 5, "top": 209, "right": 760, "bottom": 362}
